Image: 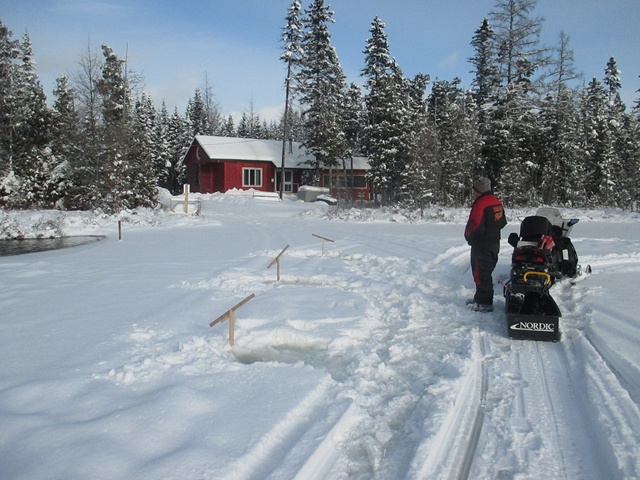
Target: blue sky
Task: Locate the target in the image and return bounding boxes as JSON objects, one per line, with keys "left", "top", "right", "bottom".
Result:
{"left": 2, "top": 0, "right": 639, "bottom": 121}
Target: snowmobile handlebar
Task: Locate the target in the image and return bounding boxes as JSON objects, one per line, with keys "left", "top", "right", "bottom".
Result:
{"left": 523, "top": 271, "right": 552, "bottom": 286}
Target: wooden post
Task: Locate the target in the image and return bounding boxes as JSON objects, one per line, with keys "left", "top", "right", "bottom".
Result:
{"left": 210, "top": 293, "right": 255, "bottom": 346}
{"left": 267, "top": 245, "right": 289, "bottom": 281}
{"left": 229, "top": 309, "right": 235, "bottom": 346}
{"left": 118, "top": 221, "right": 122, "bottom": 241}
{"left": 183, "top": 184, "right": 190, "bottom": 214}
{"left": 312, "top": 233, "right": 334, "bottom": 255}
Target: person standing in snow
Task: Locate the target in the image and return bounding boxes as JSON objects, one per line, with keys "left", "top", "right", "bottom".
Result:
{"left": 464, "top": 177, "right": 507, "bottom": 312}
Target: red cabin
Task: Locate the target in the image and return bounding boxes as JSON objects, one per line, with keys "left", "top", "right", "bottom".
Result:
{"left": 183, "top": 136, "right": 371, "bottom": 201}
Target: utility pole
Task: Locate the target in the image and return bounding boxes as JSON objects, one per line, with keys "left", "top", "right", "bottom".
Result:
{"left": 279, "top": 63, "right": 291, "bottom": 200}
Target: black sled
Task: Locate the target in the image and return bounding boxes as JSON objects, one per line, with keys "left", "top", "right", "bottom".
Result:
{"left": 504, "top": 208, "right": 586, "bottom": 341}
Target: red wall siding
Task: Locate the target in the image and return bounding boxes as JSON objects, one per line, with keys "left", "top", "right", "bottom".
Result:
{"left": 199, "top": 163, "right": 214, "bottom": 193}
{"left": 320, "top": 169, "right": 371, "bottom": 201}
{"left": 222, "top": 161, "right": 275, "bottom": 192}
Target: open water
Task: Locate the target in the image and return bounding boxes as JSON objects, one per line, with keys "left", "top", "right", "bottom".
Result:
{"left": 0, "top": 236, "right": 105, "bottom": 257}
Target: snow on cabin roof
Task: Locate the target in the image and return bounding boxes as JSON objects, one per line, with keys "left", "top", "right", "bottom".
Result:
{"left": 194, "top": 135, "right": 310, "bottom": 168}
{"left": 193, "top": 135, "right": 369, "bottom": 170}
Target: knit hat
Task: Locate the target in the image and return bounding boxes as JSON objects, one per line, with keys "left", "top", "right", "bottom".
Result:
{"left": 473, "top": 177, "right": 491, "bottom": 193}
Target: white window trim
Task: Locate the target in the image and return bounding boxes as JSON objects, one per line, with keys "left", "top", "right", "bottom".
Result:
{"left": 243, "top": 167, "right": 263, "bottom": 187}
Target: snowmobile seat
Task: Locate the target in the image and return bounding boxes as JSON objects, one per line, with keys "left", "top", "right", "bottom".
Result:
{"left": 519, "top": 215, "right": 552, "bottom": 242}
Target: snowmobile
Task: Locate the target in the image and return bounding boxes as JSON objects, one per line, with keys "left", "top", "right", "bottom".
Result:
{"left": 503, "top": 207, "right": 590, "bottom": 341}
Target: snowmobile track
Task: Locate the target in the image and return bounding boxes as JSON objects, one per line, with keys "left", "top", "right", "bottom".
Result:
{"left": 407, "top": 331, "right": 489, "bottom": 480}
{"left": 582, "top": 307, "right": 640, "bottom": 407}
{"left": 507, "top": 337, "right": 627, "bottom": 479}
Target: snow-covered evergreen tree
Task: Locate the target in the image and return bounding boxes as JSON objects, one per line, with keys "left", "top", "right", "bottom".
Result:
{"left": 0, "top": 20, "right": 20, "bottom": 180}
{"left": 579, "top": 77, "right": 610, "bottom": 205}
{"left": 279, "top": 0, "right": 304, "bottom": 193}
{"left": 50, "top": 74, "right": 78, "bottom": 206}
{"left": 538, "top": 32, "right": 582, "bottom": 204}
{"left": 281, "top": 1, "right": 304, "bottom": 71}
{"left": 603, "top": 57, "right": 635, "bottom": 206}
{"left": 162, "top": 107, "right": 189, "bottom": 194}
{"left": 604, "top": 57, "right": 622, "bottom": 105}
{"left": 97, "top": 45, "right": 129, "bottom": 126}
{"left": 468, "top": 18, "right": 501, "bottom": 186}
{"left": 6, "top": 32, "right": 55, "bottom": 208}
{"left": 364, "top": 60, "right": 412, "bottom": 205}
{"left": 237, "top": 100, "right": 263, "bottom": 138}
{"left": 124, "top": 94, "right": 159, "bottom": 209}
{"left": 185, "top": 87, "right": 211, "bottom": 137}
{"left": 361, "top": 16, "right": 392, "bottom": 89}
{"left": 427, "top": 79, "right": 481, "bottom": 206}
{"left": 219, "top": 115, "right": 236, "bottom": 137}
{"left": 96, "top": 44, "right": 136, "bottom": 211}
{"left": 297, "top": 0, "right": 349, "bottom": 179}
{"left": 361, "top": 17, "right": 406, "bottom": 204}
{"left": 469, "top": 18, "right": 500, "bottom": 131}
{"left": 155, "top": 101, "right": 171, "bottom": 190}
{"left": 485, "top": 0, "right": 550, "bottom": 204}
{"left": 343, "top": 82, "right": 364, "bottom": 160}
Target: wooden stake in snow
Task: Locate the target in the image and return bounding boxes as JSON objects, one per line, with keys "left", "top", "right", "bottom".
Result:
{"left": 183, "top": 184, "right": 190, "bottom": 214}
{"left": 210, "top": 293, "right": 255, "bottom": 346}
{"left": 118, "top": 221, "right": 122, "bottom": 241}
{"left": 312, "top": 233, "right": 334, "bottom": 255}
{"left": 267, "top": 245, "right": 289, "bottom": 281}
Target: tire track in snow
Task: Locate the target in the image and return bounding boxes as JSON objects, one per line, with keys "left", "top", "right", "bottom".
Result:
{"left": 494, "top": 339, "right": 622, "bottom": 479}
{"left": 562, "top": 330, "right": 640, "bottom": 478}
{"left": 406, "top": 330, "right": 490, "bottom": 480}
{"left": 582, "top": 307, "right": 640, "bottom": 407}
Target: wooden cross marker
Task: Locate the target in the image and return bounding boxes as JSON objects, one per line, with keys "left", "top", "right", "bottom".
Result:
{"left": 210, "top": 293, "right": 255, "bottom": 346}
{"left": 267, "top": 245, "right": 289, "bottom": 281}
{"left": 312, "top": 233, "right": 334, "bottom": 255}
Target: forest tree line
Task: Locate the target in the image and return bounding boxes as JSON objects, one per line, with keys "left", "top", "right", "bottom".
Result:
{"left": 1, "top": 0, "right": 639, "bottom": 212}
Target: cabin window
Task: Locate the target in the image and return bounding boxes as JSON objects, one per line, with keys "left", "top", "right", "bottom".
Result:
{"left": 243, "top": 168, "right": 263, "bottom": 187}
{"left": 323, "top": 174, "right": 366, "bottom": 188}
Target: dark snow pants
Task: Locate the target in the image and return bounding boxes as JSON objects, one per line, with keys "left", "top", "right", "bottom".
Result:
{"left": 470, "top": 242, "right": 500, "bottom": 305}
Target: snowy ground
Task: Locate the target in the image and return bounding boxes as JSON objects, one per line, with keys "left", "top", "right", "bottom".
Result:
{"left": 1, "top": 191, "right": 640, "bottom": 479}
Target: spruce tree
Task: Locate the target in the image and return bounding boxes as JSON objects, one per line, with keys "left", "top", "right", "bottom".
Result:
{"left": 603, "top": 57, "right": 634, "bottom": 206}
{"left": 0, "top": 20, "right": 19, "bottom": 178}
{"left": 539, "top": 32, "right": 581, "bottom": 204}
{"left": 426, "top": 79, "right": 481, "bottom": 206}
{"left": 96, "top": 44, "right": 135, "bottom": 211}
{"left": 51, "top": 74, "right": 79, "bottom": 206}
{"left": 486, "top": 0, "right": 550, "bottom": 203}
{"left": 10, "top": 32, "right": 54, "bottom": 208}
{"left": 280, "top": 1, "right": 304, "bottom": 195}
{"left": 361, "top": 16, "right": 392, "bottom": 88}
{"left": 186, "top": 87, "right": 211, "bottom": 137}
{"left": 361, "top": 17, "right": 405, "bottom": 204}
{"left": 469, "top": 18, "right": 500, "bottom": 131}
{"left": 297, "top": 0, "right": 349, "bottom": 179}
{"left": 220, "top": 115, "right": 236, "bottom": 137}
{"left": 364, "top": 60, "right": 412, "bottom": 205}
{"left": 165, "top": 107, "right": 189, "bottom": 194}
{"left": 155, "top": 101, "right": 171, "bottom": 191}
{"left": 126, "top": 94, "right": 159, "bottom": 208}
{"left": 579, "top": 77, "right": 610, "bottom": 205}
